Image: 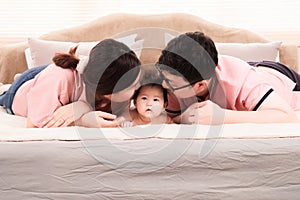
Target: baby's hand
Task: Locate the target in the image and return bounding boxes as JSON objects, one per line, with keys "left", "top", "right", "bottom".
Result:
{"left": 121, "top": 121, "right": 134, "bottom": 128}
{"left": 115, "top": 117, "right": 134, "bottom": 128}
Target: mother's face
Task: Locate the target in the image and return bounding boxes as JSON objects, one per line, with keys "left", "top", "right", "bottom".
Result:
{"left": 106, "top": 71, "right": 141, "bottom": 102}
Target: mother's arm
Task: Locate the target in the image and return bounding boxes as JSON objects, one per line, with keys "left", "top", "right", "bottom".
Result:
{"left": 42, "top": 101, "right": 91, "bottom": 128}
{"left": 27, "top": 118, "right": 38, "bottom": 128}
{"left": 43, "top": 101, "right": 120, "bottom": 128}
{"left": 77, "top": 111, "right": 119, "bottom": 128}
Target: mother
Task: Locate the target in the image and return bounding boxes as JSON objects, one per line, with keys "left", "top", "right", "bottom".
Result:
{"left": 0, "top": 39, "right": 141, "bottom": 128}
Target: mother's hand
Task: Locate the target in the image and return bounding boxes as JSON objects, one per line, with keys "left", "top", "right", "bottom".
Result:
{"left": 42, "top": 101, "right": 91, "bottom": 128}
{"left": 79, "top": 111, "right": 119, "bottom": 128}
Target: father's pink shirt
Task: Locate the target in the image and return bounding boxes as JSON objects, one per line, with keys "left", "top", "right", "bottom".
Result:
{"left": 167, "top": 55, "right": 300, "bottom": 113}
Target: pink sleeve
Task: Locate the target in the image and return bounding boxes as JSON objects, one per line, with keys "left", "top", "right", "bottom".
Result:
{"left": 237, "top": 69, "right": 273, "bottom": 110}
{"left": 216, "top": 56, "right": 273, "bottom": 111}
{"left": 27, "top": 67, "right": 75, "bottom": 127}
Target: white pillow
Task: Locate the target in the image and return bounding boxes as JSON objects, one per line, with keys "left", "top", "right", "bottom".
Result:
{"left": 164, "top": 33, "right": 281, "bottom": 62}
{"left": 24, "top": 48, "right": 33, "bottom": 68}
{"left": 26, "top": 34, "right": 144, "bottom": 68}
{"left": 164, "top": 32, "right": 177, "bottom": 45}
{"left": 215, "top": 42, "right": 281, "bottom": 62}
{"left": 115, "top": 33, "right": 137, "bottom": 45}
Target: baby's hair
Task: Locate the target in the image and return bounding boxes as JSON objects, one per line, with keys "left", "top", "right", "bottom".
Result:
{"left": 132, "top": 83, "right": 168, "bottom": 103}
{"left": 52, "top": 45, "right": 79, "bottom": 69}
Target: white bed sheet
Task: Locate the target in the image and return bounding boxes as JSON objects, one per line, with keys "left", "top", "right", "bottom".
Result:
{"left": 1, "top": 107, "right": 300, "bottom": 199}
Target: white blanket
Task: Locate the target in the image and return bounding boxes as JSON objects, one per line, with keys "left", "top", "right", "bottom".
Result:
{"left": 1, "top": 106, "right": 300, "bottom": 199}
{"left": 1, "top": 106, "right": 300, "bottom": 141}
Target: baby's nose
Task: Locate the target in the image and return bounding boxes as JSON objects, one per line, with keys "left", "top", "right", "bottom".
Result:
{"left": 146, "top": 100, "right": 153, "bottom": 106}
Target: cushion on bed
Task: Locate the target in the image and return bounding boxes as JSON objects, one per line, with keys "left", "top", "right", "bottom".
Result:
{"left": 27, "top": 35, "right": 144, "bottom": 68}
{"left": 215, "top": 42, "right": 281, "bottom": 62}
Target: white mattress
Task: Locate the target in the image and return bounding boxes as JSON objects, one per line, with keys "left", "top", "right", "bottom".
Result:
{"left": 1, "top": 107, "right": 300, "bottom": 199}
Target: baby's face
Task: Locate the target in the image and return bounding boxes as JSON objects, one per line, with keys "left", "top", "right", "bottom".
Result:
{"left": 135, "top": 86, "right": 165, "bottom": 120}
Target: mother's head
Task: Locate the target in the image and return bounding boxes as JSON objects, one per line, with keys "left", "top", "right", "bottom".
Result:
{"left": 83, "top": 39, "right": 141, "bottom": 109}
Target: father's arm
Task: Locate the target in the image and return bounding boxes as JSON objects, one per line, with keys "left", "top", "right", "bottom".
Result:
{"left": 223, "top": 92, "right": 299, "bottom": 124}
{"left": 177, "top": 92, "right": 299, "bottom": 124}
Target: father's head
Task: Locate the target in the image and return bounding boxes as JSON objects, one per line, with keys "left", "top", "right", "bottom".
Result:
{"left": 156, "top": 31, "right": 218, "bottom": 98}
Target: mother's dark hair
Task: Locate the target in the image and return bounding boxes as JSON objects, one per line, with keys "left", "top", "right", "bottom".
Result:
{"left": 52, "top": 38, "right": 141, "bottom": 111}
{"left": 83, "top": 39, "right": 141, "bottom": 95}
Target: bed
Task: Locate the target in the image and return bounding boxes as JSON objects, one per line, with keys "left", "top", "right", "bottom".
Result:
{"left": 1, "top": 13, "right": 300, "bottom": 199}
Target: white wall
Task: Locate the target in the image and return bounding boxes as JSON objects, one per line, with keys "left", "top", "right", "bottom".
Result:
{"left": 1, "top": 0, "right": 300, "bottom": 44}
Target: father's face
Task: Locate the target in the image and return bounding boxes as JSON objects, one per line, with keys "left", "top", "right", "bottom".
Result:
{"left": 160, "top": 70, "right": 198, "bottom": 99}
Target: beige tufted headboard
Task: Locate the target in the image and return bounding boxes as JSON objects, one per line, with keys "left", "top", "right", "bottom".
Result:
{"left": 0, "top": 13, "right": 298, "bottom": 83}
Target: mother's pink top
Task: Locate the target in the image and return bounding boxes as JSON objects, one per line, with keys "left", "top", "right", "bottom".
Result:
{"left": 12, "top": 64, "right": 84, "bottom": 127}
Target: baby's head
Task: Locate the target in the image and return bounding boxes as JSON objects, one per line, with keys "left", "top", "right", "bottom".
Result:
{"left": 132, "top": 83, "right": 168, "bottom": 119}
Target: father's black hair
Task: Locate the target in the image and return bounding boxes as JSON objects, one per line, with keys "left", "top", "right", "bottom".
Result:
{"left": 157, "top": 31, "right": 218, "bottom": 83}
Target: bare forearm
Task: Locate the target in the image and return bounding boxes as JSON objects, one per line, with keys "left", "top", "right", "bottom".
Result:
{"left": 26, "top": 118, "right": 38, "bottom": 128}
{"left": 76, "top": 111, "right": 119, "bottom": 128}
{"left": 224, "top": 92, "right": 300, "bottom": 124}
{"left": 174, "top": 98, "right": 299, "bottom": 124}
{"left": 224, "top": 109, "right": 299, "bottom": 124}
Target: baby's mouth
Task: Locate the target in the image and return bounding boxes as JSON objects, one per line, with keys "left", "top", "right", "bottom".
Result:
{"left": 146, "top": 108, "right": 152, "bottom": 112}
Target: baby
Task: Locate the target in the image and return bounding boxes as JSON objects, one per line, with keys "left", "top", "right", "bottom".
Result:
{"left": 119, "top": 83, "right": 173, "bottom": 127}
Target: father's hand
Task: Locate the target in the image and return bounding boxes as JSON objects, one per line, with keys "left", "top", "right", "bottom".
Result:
{"left": 182, "top": 101, "right": 225, "bottom": 125}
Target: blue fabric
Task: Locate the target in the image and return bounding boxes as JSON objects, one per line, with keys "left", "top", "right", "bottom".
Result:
{"left": 0, "top": 65, "right": 48, "bottom": 114}
{"left": 248, "top": 61, "right": 300, "bottom": 91}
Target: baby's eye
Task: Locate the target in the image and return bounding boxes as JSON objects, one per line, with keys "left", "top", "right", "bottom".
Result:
{"left": 141, "top": 97, "right": 147, "bottom": 100}
{"left": 153, "top": 98, "right": 160, "bottom": 102}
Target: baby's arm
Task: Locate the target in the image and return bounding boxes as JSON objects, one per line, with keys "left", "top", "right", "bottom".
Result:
{"left": 116, "top": 109, "right": 137, "bottom": 128}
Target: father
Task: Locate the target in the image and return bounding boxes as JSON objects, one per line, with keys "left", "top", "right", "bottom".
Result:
{"left": 156, "top": 31, "right": 300, "bottom": 124}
